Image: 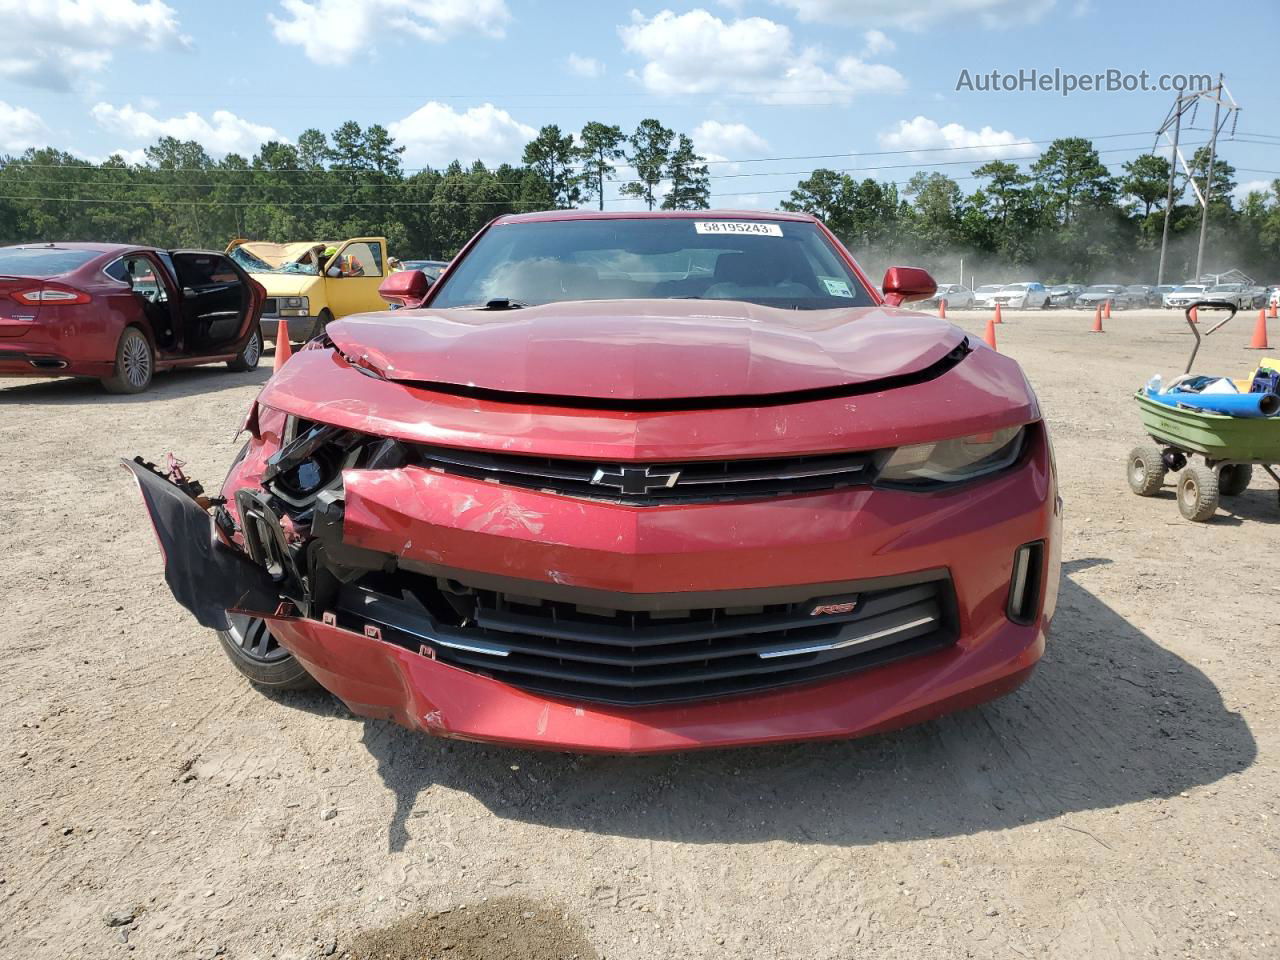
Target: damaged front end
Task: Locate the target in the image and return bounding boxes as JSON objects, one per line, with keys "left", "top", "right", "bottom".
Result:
{"left": 124, "top": 331, "right": 1054, "bottom": 752}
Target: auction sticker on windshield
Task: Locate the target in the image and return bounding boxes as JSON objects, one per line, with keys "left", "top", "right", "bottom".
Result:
{"left": 694, "top": 221, "right": 783, "bottom": 237}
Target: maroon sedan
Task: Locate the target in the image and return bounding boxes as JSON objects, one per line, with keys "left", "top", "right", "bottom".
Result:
{"left": 0, "top": 243, "right": 266, "bottom": 393}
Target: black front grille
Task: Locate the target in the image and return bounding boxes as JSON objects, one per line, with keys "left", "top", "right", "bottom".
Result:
{"left": 335, "top": 572, "right": 956, "bottom": 705}
{"left": 412, "top": 444, "right": 879, "bottom": 505}
{"left": 262, "top": 298, "right": 278, "bottom": 316}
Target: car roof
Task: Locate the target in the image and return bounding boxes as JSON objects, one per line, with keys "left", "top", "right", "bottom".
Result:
{"left": 492, "top": 208, "right": 821, "bottom": 226}
{"left": 2, "top": 241, "right": 151, "bottom": 255}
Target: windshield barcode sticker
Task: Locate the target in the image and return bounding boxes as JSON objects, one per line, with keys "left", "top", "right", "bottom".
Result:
{"left": 694, "top": 221, "right": 783, "bottom": 237}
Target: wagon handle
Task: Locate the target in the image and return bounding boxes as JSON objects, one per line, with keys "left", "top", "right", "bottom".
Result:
{"left": 1183, "top": 300, "right": 1239, "bottom": 374}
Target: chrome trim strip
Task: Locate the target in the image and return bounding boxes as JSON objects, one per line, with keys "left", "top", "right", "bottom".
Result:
{"left": 756, "top": 615, "right": 935, "bottom": 660}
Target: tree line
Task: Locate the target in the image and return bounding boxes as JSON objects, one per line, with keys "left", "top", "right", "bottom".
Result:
{"left": 0, "top": 122, "right": 1276, "bottom": 283}
{"left": 784, "top": 137, "right": 1280, "bottom": 284}
{"left": 0, "top": 118, "right": 709, "bottom": 259}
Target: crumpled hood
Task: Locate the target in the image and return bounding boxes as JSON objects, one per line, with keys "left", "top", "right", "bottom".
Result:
{"left": 325, "top": 299, "right": 965, "bottom": 401}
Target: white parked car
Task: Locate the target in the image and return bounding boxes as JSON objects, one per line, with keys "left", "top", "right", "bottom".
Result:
{"left": 972, "top": 284, "right": 1003, "bottom": 309}
{"left": 1202, "top": 283, "right": 1253, "bottom": 309}
{"left": 993, "top": 282, "right": 1050, "bottom": 309}
{"left": 1164, "top": 284, "right": 1206, "bottom": 308}
{"left": 921, "top": 283, "right": 975, "bottom": 309}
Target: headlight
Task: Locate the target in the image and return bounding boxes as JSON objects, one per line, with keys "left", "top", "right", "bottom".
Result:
{"left": 283, "top": 296, "right": 308, "bottom": 310}
{"left": 877, "top": 425, "right": 1026, "bottom": 486}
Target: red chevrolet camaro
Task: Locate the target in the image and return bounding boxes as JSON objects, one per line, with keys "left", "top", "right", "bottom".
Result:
{"left": 127, "top": 210, "right": 1061, "bottom": 752}
{"left": 0, "top": 242, "right": 266, "bottom": 393}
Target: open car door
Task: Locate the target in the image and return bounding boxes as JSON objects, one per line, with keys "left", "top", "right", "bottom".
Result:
{"left": 322, "top": 238, "right": 388, "bottom": 319}
{"left": 171, "top": 251, "right": 262, "bottom": 356}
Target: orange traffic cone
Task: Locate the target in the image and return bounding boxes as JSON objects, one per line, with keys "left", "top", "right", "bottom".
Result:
{"left": 1269, "top": 301, "right": 1277, "bottom": 320}
{"left": 1091, "top": 305, "right": 1104, "bottom": 333}
{"left": 993, "top": 302, "right": 1003, "bottom": 325}
{"left": 1248, "top": 309, "right": 1271, "bottom": 350}
{"left": 273, "top": 318, "right": 292, "bottom": 372}
{"left": 937, "top": 299, "right": 946, "bottom": 320}
{"left": 1189, "top": 306, "right": 1199, "bottom": 325}
{"left": 1103, "top": 299, "right": 1112, "bottom": 320}
{"left": 983, "top": 315, "right": 998, "bottom": 350}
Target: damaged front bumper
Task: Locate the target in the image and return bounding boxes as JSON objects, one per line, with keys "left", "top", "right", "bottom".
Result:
{"left": 124, "top": 427, "right": 1058, "bottom": 753}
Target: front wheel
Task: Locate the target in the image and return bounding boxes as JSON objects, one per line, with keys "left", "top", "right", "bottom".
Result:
{"left": 1177, "top": 464, "right": 1220, "bottom": 522}
{"left": 1127, "top": 444, "right": 1166, "bottom": 496}
{"left": 101, "top": 326, "right": 154, "bottom": 394}
{"left": 226, "top": 328, "right": 263, "bottom": 372}
{"left": 216, "top": 613, "right": 317, "bottom": 690}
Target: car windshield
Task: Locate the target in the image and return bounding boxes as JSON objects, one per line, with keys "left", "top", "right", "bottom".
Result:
{"left": 0, "top": 247, "right": 99, "bottom": 276}
{"left": 1001, "top": 284, "right": 1028, "bottom": 291}
{"left": 1174, "top": 285, "right": 1204, "bottom": 292}
{"left": 975, "top": 285, "right": 1001, "bottom": 294}
{"left": 1209, "top": 285, "right": 1239, "bottom": 292}
{"left": 428, "top": 217, "right": 876, "bottom": 310}
{"left": 228, "top": 246, "right": 320, "bottom": 276}
{"left": 1087, "top": 285, "right": 1122, "bottom": 293}
{"left": 1049, "top": 285, "right": 1070, "bottom": 293}
{"left": 1126, "top": 286, "right": 1148, "bottom": 292}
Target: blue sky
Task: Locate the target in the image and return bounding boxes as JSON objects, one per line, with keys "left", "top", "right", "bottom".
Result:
{"left": 2, "top": 0, "right": 1278, "bottom": 208}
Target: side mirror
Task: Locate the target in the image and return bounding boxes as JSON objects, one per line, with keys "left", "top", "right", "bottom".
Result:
{"left": 378, "top": 269, "right": 431, "bottom": 309}
{"left": 880, "top": 266, "right": 937, "bottom": 307}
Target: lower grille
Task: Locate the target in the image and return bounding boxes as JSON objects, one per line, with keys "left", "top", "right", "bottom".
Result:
{"left": 334, "top": 571, "right": 957, "bottom": 705}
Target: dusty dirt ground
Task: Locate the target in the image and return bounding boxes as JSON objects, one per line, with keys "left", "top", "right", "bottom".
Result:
{"left": 1, "top": 307, "right": 1277, "bottom": 960}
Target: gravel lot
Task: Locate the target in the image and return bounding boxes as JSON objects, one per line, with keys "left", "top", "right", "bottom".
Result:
{"left": 1, "top": 307, "right": 1277, "bottom": 960}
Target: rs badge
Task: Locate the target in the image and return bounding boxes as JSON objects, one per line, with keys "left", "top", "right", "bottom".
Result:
{"left": 810, "top": 600, "right": 858, "bottom": 617}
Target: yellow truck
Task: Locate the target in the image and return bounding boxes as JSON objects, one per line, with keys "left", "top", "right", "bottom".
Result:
{"left": 225, "top": 237, "right": 391, "bottom": 342}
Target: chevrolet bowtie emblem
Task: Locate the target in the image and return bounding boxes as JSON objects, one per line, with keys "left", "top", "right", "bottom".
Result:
{"left": 591, "top": 465, "right": 681, "bottom": 495}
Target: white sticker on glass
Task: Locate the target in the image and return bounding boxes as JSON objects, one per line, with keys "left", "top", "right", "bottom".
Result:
{"left": 694, "top": 221, "right": 783, "bottom": 237}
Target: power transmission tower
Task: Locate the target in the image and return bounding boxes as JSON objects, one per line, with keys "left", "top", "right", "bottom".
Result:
{"left": 1152, "top": 75, "right": 1239, "bottom": 284}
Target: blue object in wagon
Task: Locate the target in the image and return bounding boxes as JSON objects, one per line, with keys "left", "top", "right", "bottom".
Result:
{"left": 1146, "top": 387, "right": 1280, "bottom": 418}
{"left": 1251, "top": 369, "right": 1280, "bottom": 394}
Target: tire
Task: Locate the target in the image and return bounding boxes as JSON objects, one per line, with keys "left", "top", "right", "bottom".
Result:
{"left": 308, "top": 308, "right": 334, "bottom": 342}
{"left": 1218, "top": 463, "right": 1252, "bottom": 497}
{"left": 1127, "top": 444, "right": 1166, "bottom": 496}
{"left": 226, "top": 328, "right": 263, "bottom": 372}
{"left": 1177, "top": 463, "right": 1220, "bottom": 521}
{"left": 216, "top": 613, "right": 317, "bottom": 690}
{"left": 101, "top": 326, "right": 154, "bottom": 394}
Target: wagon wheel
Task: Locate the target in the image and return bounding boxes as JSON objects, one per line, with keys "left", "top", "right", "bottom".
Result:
{"left": 1127, "top": 445, "right": 1166, "bottom": 496}
{"left": 1177, "top": 464, "right": 1220, "bottom": 522}
{"left": 1218, "top": 464, "right": 1252, "bottom": 497}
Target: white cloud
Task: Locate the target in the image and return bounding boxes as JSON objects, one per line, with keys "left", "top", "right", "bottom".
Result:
{"left": 877, "top": 116, "right": 1035, "bottom": 161}
{"left": 0, "top": 101, "right": 49, "bottom": 152}
{"left": 693, "top": 120, "right": 769, "bottom": 156}
{"left": 269, "top": 0, "right": 509, "bottom": 64}
{"left": 566, "top": 53, "right": 604, "bottom": 78}
{"left": 772, "top": 0, "right": 1056, "bottom": 29}
{"left": 1233, "top": 179, "right": 1274, "bottom": 204}
{"left": 390, "top": 102, "right": 535, "bottom": 168}
{"left": 619, "top": 9, "right": 904, "bottom": 104}
{"left": 0, "top": 0, "right": 189, "bottom": 91}
{"left": 861, "top": 28, "right": 894, "bottom": 55}
{"left": 91, "top": 103, "right": 283, "bottom": 157}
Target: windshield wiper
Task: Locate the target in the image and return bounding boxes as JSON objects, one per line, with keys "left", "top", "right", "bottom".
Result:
{"left": 477, "top": 297, "right": 530, "bottom": 310}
